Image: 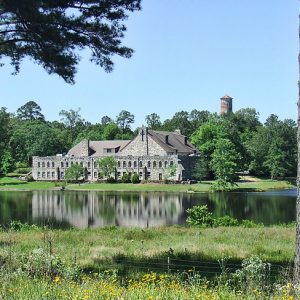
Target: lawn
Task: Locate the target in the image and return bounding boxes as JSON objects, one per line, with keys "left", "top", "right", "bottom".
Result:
{"left": 0, "top": 176, "right": 295, "bottom": 192}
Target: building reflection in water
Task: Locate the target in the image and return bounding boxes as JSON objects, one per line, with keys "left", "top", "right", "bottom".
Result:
{"left": 31, "top": 190, "right": 185, "bottom": 228}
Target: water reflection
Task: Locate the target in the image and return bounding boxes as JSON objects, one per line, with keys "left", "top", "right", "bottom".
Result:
{"left": 0, "top": 190, "right": 296, "bottom": 228}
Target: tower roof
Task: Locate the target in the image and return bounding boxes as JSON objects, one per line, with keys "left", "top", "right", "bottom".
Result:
{"left": 221, "top": 94, "right": 233, "bottom": 100}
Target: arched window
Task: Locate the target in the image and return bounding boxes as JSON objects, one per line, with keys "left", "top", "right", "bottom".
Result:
{"left": 128, "top": 161, "right": 132, "bottom": 168}
{"left": 52, "top": 162, "right": 55, "bottom": 168}
{"left": 94, "top": 161, "right": 97, "bottom": 167}
{"left": 159, "top": 161, "right": 162, "bottom": 168}
{"left": 123, "top": 161, "right": 126, "bottom": 168}
{"left": 153, "top": 161, "right": 157, "bottom": 168}
{"left": 66, "top": 162, "right": 69, "bottom": 168}
{"left": 134, "top": 161, "right": 137, "bottom": 168}
{"left": 88, "top": 162, "right": 91, "bottom": 168}
{"left": 38, "top": 162, "right": 40, "bottom": 168}
{"left": 164, "top": 161, "right": 168, "bottom": 168}
{"left": 61, "top": 162, "right": 64, "bottom": 168}
{"left": 47, "top": 162, "right": 50, "bottom": 168}
{"left": 147, "top": 161, "right": 151, "bottom": 168}
{"left": 139, "top": 161, "right": 143, "bottom": 167}
{"left": 42, "top": 162, "right": 45, "bottom": 167}
{"left": 118, "top": 161, "right": 121, "bottom": 168}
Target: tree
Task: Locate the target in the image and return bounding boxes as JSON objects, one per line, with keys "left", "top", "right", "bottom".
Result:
{"left": 0, "top": 107, "right": 10, "bottom": 165}
{"left": 0, "top": 0, "right": 141, "bottom": 84}
{"left": 59, "top": 108, "right": 87, "bottom": 143}
{"left": 210, "top": 138, "right": 241, "bottom": 191}
{"left": 16, "top": 101, "right": 45, "bottom": 121}
{"left": 0, "top": 150, "right": 13, "bottom": 175}
{"left": 145, "top": 113, "right": 162, "bottom": 130}
{"left": 65, "top": 164, "right": 85, "bottom": 182}
{"left": 162, "top": 111, "right": 192, "bottom": 137}
{"left": 192, "top": 156, "right": 209, "bottom": 182}
{"left": 97, "top": 156, "right": 117, "bottom": 179}
{"left": 101, "top": 116, "right": 112, "bottom": 125}
{"left": 116, "top": 110, "right": 135, "bottom": 131}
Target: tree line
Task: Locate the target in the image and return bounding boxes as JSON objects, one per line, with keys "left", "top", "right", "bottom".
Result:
{"left": 0, "top": 101, "right": 297, "bottom": 182}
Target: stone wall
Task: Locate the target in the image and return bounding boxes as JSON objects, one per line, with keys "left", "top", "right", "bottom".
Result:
{"left": 120, "top": 128, "right": 167, "bottom": 156}
{"left": 32, "top": 154, "right": 190, "bottom": 181}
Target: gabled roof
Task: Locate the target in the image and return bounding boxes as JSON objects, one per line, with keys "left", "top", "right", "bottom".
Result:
{"left": 148, "top": 130, "right": 198, "bottom": 155}
{"left": 68, "top": 140, "right": 131, "bottom": 157}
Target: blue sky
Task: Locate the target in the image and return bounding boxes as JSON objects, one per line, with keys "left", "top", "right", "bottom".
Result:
{"left": 0, "top": 0, "right": 298, "bottom": 126}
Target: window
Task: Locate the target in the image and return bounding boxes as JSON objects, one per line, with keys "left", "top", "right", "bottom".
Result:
{"left": 118, "top": 161, "right": 121, "bottom": 167}
{"left": 60, "top": 172, "right": 64, "bottom": 179}
{"left": 52, "top": 162, "right": 55, "bottom": 168}
{"left": 42, "top": 162, "right": 45, "bottom": 167}
{"left": 61, "top": 162, "right": 64, "bottom": 168}
{"left": 71, "top": 161, "right": 74, "bottom": 165}
{"left": 139, "top": 161, "right": 143, "bottom": 167}
{"left": 123, "top": 161, "right": 126, "bottom": 168}
{"left": 66, "top": 162, "right": 69, "bottom": 168}
{"left": 170, "top": 161, "right": 174, "bottom": 166}
{"left": 37, "top": 172, "right": 40, "bottom": 178}
{"left": 128, "top": 161, "right": 132, "bottom": 168}
{"left": 88, "top": 162, "right": 91, "bottom": 168}
{"left": 80, "top": 162, "right": 83, "bottom": 166}
{"left": 134, "top": 161, "right": 137, "bottom": 168}
{"left": 107, "top": 149, "right": 112, "bottom": 153}
{"left": 52, "top": 172, "right": 55, "bottom": 178}
{"left": 94, "top": 161, "right": 97, "bottom": 167}
{"left": 47, "top": 162, "right": 50, "bottom": 168}
{"left": 139, "top": 172, "right": 143, "bottom": 178}
{"left": 47, "top": 172, "right": 50, "bottom": 178}
{"left": 38, "top": 162, "right": 40, "bottom": 168}
{"left": 147, "top": 161, "right": 151, "bottom": 168}
{"left": 42, "top": 172, "right": 45, "bottom": 178}
{"left": 94, "top": 172, "right": 97, "bottom": 178}
{"left": 159, "top": 161, "right": 162, "bottom": 168}
{"left": 164, "top": 161, "right": 168, "bottom": 168}
{"left": 117, "top": 172, "right": 121, "bottom": 178}
{"left": 147, "top": 172, "right": 151, "bottom": 179}
{"left": 153, "top": 161, "right": 157, "bottom": 168}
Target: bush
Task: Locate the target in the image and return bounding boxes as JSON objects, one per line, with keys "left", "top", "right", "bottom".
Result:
{"left": 106, "top": 177, "right": 116, "bottom": 183}
{"left": 121, "top": 173, "right": 131, "bottom": 183}
{"left": 131, "top": 173, "right": 140, "bottom": 184}
{"left": 241, "top": 219, "right": 261, "bottom": 228}
{"left": 186, "top": 205, "right": 214, "bottom": 227}
{"left": 15, "top": 162, "right": 29, "bottom": 169}
{"left": 26, "top": 175, "right": 34, "bottom": 182}
{"left": 214, "top": 216, "right": 239, "bottom": 227}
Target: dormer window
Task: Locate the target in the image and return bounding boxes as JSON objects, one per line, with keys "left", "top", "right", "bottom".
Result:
{"left": 107, "top": 149, "right": 112, "bottom": 153}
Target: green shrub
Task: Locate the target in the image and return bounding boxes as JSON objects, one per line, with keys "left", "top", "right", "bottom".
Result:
{"left": 131, "top": 173, "right": 140, "bottom": 184}
{"left": 214, "top": 216, "right": 239, "bottom": 227}
{"left": 121, "top": 173, "right": 131, "bottom": 183}
{"left": 241, "top": 219, "right": 261, "bottom": 228}
{"left": 26, "top": 175, "right": 34, "bottom": 182}
{"left": 186, "top": 205, "right": 214, "bottom": 227}
{"left": 15, "top": 162, "right": 29, "bottom": 169}
{"left": 106, "top": 177, "right": 116, "bottom": 183}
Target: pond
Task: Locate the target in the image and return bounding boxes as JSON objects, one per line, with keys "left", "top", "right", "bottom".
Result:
{"left": 0, "top": 189, "right": 296, "bottom": 228}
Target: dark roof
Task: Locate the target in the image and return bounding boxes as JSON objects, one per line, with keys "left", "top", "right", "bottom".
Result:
{"left": 68, "top": 140, "right": 131, "bottom": 157}
{"left": 148, "top": 130, "right": 198, "bottom": 155}
{"left": 220, "top": 94, "right": 233, "bottom": 100}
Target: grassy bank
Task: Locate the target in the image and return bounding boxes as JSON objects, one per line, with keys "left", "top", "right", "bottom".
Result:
{"left": 1, "top": 226, "right": 294, "bottom": 269}
{"left": 0, "top": 226, "right": 296, "bottom": 299}
{"left": 0, "top": 176, "right": 295, "bottom": 192}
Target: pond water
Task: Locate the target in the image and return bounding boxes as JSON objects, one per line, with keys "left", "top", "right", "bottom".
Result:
{"left": 0, "top": 189, "right": 296, "bottom": 228}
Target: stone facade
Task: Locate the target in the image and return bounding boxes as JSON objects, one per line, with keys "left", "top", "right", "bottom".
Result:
{"left": 32, "top": 127, "right": 199, "bottom": 182}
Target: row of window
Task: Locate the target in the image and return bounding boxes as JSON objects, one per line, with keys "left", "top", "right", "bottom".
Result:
{"left": 37, "top": 160, "right": 174, "bottom": 169}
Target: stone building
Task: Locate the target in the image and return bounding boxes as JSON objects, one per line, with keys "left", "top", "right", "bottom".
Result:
{"left": 220, "top": 94, "right": 233, "bottom": 115}
{"left": 32, "top": 127, "right": 199, "bottom": 182}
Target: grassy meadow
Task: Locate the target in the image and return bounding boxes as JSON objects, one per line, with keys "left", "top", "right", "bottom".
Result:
{"left": 0, "top": 225, "right": 297, "bottom": 299}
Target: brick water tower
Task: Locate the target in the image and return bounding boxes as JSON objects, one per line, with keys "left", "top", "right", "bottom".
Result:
{"left": 220, "top": 95, "right": 233, "bottom": 115}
